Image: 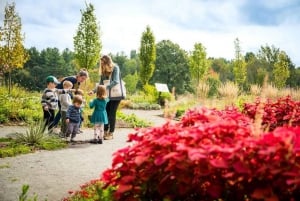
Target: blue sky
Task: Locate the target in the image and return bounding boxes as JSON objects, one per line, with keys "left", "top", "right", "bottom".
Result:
{"left": 1, "top": 0, "right": 300, "bottom": 66}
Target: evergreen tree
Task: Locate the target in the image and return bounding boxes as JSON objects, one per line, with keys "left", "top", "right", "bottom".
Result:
{"left": 189, "top": 42, "right": 209, "bottom": 86}
{"left": 139, "top": 25, "right": 156, "bottom": 88}
{"left": 233, "top": 38, "right": 246, "bottom": 90}
{"left": 73, "top": 3, "right": 101, "bottom": 70}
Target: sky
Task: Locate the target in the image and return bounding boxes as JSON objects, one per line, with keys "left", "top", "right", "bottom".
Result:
{"left": 1, "top": 0, "right": 300, "bottom": 66}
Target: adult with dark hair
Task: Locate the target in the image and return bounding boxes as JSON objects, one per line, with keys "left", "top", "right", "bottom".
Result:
{"left": 89, "top": 55, "right": 121, "bottom": 140}
{"left": 52, "top": 69, "right": 89, "bottom": 129}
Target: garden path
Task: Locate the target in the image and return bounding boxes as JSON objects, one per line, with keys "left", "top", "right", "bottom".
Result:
{"left": 0, "top": 109, "right": 172, "bottom": 201}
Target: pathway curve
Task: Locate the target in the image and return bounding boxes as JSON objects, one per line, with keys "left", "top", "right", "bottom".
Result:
{"left": 0, "top": 109, "right": 172, "bottom": 201}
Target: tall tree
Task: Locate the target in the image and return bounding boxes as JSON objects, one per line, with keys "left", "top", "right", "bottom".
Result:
{"left": 273, "top": 51, "right": 290, "bottom": 88}
{"left": 189, "top": 42, "right": 209, "bottom": 86}
{"left": 73, "top": 2, "right": 101, "bottom": 70}
{"left": 0, "top": 2, "right": 28, "bottom": 93}
{"left": 210, "top": 57, "right": 233, "bottom": 83}
{"left": 139, "top": 25, "right": 156, "bottom": 88}
{"left": 111, "top": 52, "right": 128, "bottom": 76}
{"left": 233, "top": 38, "right": 246, "bottom": 89}
{"left": 151, "top": 40, "right": 191, "bottom": 95}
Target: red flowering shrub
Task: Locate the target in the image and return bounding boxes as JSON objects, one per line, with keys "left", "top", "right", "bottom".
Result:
{"left": 100, "top": 106, "right": 300, "bottom": 201}
{"left": 242, "top": 96, "right": 300, "bottom": 131}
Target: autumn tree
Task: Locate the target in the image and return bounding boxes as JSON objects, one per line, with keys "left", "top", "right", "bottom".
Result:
{"left": 189, "top": 42, "right": 209, "bottom": 86}
{"left": 139, "top": 25, "right": 156, "bottom": 89}
{"left": 0, "top": 2, "right": 28, "bottom": 93}
{"left": 73, "top": 2, "right": 101, "bottom": 70}
{"left": 233, "top": 38, "right": 246, "bottom": 89}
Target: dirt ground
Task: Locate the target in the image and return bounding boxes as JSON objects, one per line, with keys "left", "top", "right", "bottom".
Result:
{"left": 0, "top": 109, "right": 172, "bottom": 201}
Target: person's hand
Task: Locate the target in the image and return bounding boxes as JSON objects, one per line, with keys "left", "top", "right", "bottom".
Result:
{"left": 75, "top": 89, "right": 84, "bottom": 95}
{"left": 88, "top": 91, "right": 94, "bottom": 96}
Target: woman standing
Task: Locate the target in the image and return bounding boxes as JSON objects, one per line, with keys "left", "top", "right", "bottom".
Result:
{"left": 89, "top": 55, "right": 121, "bottom": 140}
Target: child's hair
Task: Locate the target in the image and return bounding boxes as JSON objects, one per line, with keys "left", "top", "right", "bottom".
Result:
{"left": 73, "top": 95, "right": 83, "bottom": 105}
{"left": 63, "top": 80, "right": 73, "bottom": 89}
{"left": 96, "top": 85, "right": 107, "bottom": 99}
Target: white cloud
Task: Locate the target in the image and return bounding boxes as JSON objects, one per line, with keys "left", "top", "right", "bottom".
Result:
{"left": 1, "top": 0, "right": 299, "bottom": 66}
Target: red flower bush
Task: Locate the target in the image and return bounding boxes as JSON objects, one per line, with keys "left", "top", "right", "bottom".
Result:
{"left": 242, "top": 96, "right": 300, "bottom": 131}
{"left": 100, "top": 105, "right": 300, "bottom": 201}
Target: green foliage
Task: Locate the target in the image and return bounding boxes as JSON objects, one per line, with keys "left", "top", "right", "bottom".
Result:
{"left": 189, "top": 42, "right": 209, "bottom": 85}
{"left": 274, "top": 51, "right": 290, "bottom": 88}
{"left": 38, "top": 136, "right": 67, "bottom": 150}
{"left": 158, "top": 92, "right": 172, "bottom": 106}
{"left": 117, "top": 111, "right": 152, "bottom": 128}
{"left": 139, "top": 25, "right": 156, "bottom": 86}
{"left": 123, "top": 72, "right": 139, "bottom": 94}
{"left": 143, "top": 83, "right": 156, "bottom": 96}
{"left": 15, "top": 120, "right": 47, "bottom": 146}
{"left": 152, "top": 40, "right": 192, "bottom": 95}
{"left": 64, "top": 181, "right": 116, "bottom": 201}
{"left": 0, "top": 86, "right": 42, "bottom": 123}
{"left": 18, "top": 184, "right": 38, "bottom": 201}
{"left": 127, "top": 102, "right": 161, "bottom": 110}
{"left": 0, "top": 123, "right": 66, "bottom": 158}
{"left": 207, "top": 76, "right": 221, "bottom": 97}
{"left": 15, "top": 120, "right": 65, "bottom": 150}
{"left": 73, "top": 2, "right": 101, "bottom": 70}
{"left": 233, "top": 38, "right": 246, "bottom": 89}
{"left": 13, "top": 47, "right": 76, "bottom": 91}
{"left": 0, "top": 142, "right": 32, "bottom": 158}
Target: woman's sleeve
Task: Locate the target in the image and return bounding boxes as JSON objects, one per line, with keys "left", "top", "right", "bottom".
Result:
{"left": 107, "top": 66, "right": 120, "bottom": 89}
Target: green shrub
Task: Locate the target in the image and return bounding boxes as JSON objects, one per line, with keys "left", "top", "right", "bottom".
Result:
{"left": 39, "top": 136, "right": 67, "bottom": 150}
{"left": 116, "top": 111, "right": 152, "bottom": 128}
{"left": 128, "top": 102, "right": 161, "bottom": 110}
{"left": 0, "top": 144, "right": 32, "bottom": 158}
{"left": 0, "top": 86, "right": 42, "bottom": 124}
{"left": 15, "top": 120, "right": 48, "bottom": 146}
{"left": 18, "top": 184, "right": 38, "bottom": 201}
{"left": 158, "top": 92, "right": 172, "bottom": 106}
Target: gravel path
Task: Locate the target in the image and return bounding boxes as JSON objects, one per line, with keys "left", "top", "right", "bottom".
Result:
{"left": 0, "top": 109, "right": 171, "bottom": 201}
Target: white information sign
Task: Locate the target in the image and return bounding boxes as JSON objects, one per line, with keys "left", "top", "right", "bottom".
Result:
{"left": 155, "top": 83, "right": 169, "bottom": 92}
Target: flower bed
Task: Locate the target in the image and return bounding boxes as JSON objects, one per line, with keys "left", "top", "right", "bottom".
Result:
{"left": 65, "top": 96, "right": 300, "bottom": 201}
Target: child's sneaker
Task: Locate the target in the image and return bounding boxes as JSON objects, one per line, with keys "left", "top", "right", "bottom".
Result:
{"left": 97, "top": 138, "right": 103, "bottom": 144}
{"left": 90, "top": 138, "right": 98, "bottom": 144}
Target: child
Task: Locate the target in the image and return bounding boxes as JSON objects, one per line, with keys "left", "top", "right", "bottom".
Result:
{"left": 58, "top": 80, "right": 73, "bottom": 137}
{"left": 41, "top": 75, "right": 73, "bottom": 132}
{"left": 66, "top": 95, "right": 83, "bottom": 142}
{"left": 74, "top": 89, "right": 85, "bottom": 134}
{"left": 89, "top": 85, "right": 109, "bottom": 144}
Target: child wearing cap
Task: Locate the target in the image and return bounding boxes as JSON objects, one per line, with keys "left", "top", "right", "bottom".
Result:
{"left": 41, "top": 75, "right": 75, "bottom": 132}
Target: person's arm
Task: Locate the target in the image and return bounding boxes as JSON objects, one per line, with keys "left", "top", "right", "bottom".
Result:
{"left": 89, "top": 75, "right": 105, "bottom": 95}
{"left": 89, "top": 99, "right": 95, "bottom": 108}
{"left": 107, "top": 66, "right": 120, "bottom": 90}
{"left": 55, "top": 88, "right": 75, "bottom": 94}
